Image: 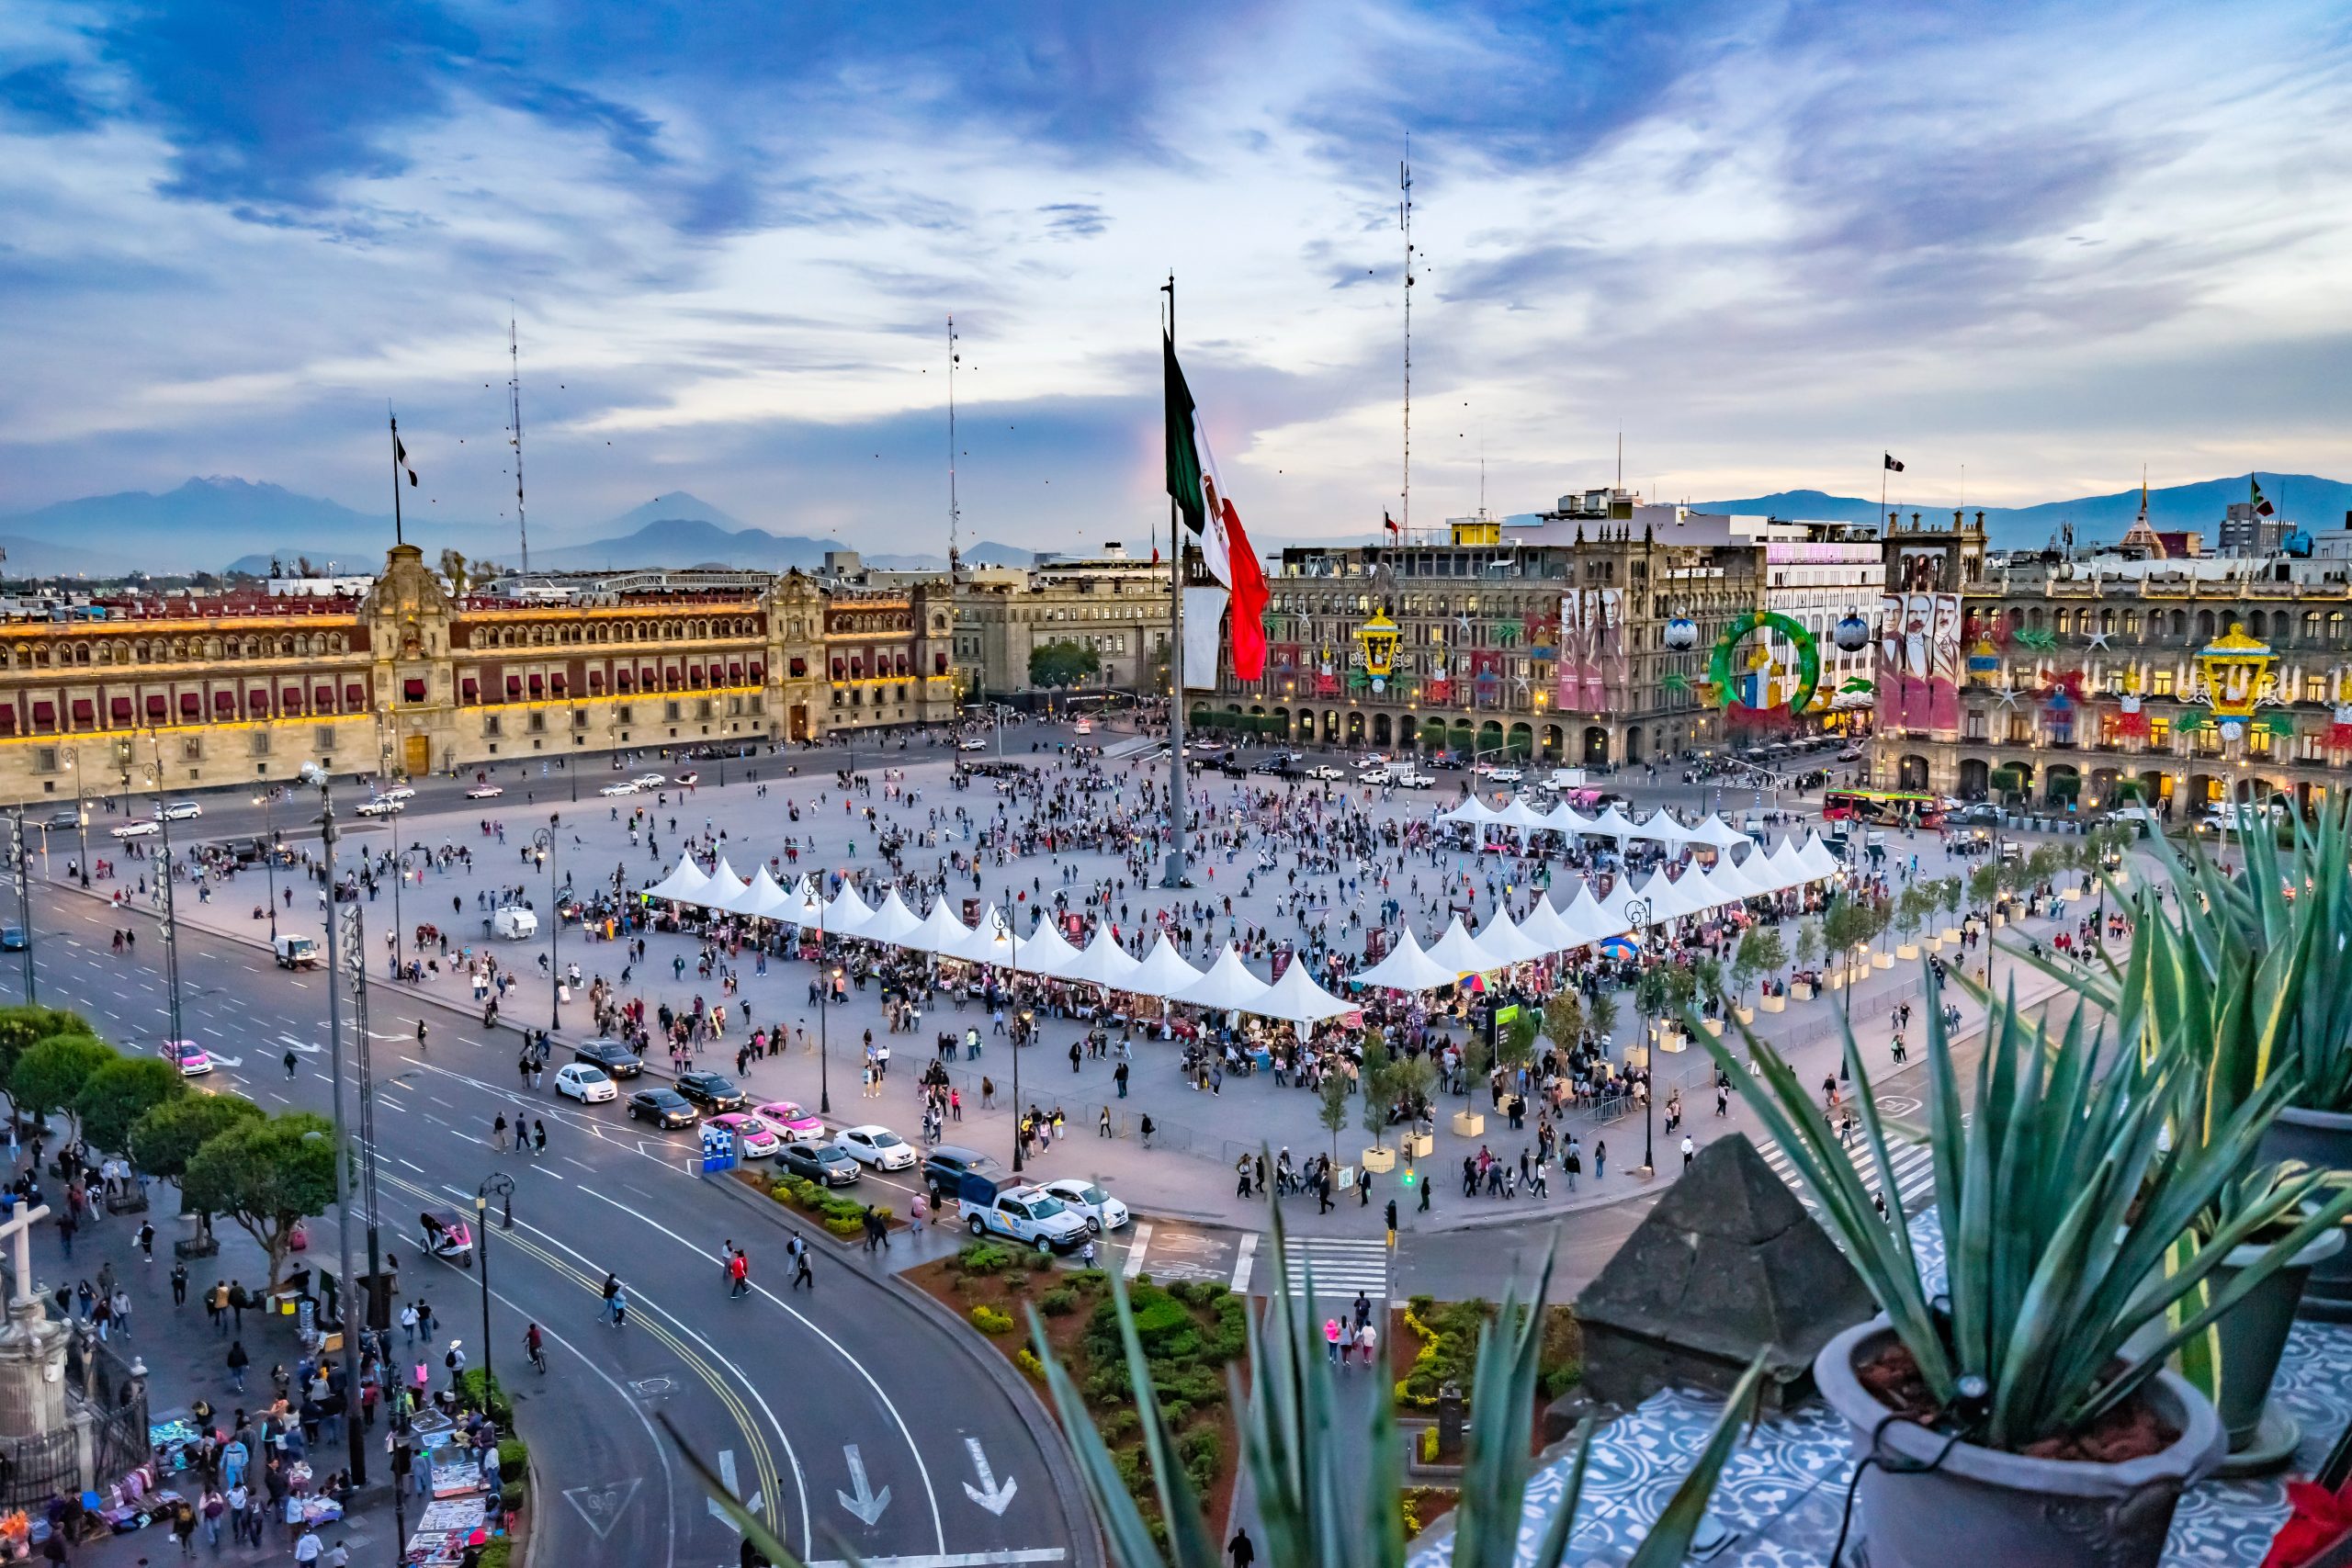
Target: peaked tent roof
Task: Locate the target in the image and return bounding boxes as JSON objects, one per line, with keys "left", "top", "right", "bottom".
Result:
{"left": 1544, "top": 804, "right": 1599, "bottom": 836}
{"left": 698, "top": 857, "right": 749, "bottom": 910}
{"left": 906, "top": 895, "right": 975, "bottom": 955}
{"left": 954, "top": 904, "right": 1018, "bottom": 966}
{"left": 1634, "top": 809, "right": 1700, "bottom": 844}
{"left": 1014, "top": 920, "right": 1084, "bottom": 979}
{"left": 1169, "top": 944, "right": 1274, "bottom": 1011}
{"left": 1438, "top": 796, "right": 1502, "bottom": 826}
{"left": 1130, "top": 933, "right": 1205, "bottom": 998}
{"left": 1423, "top": 915, "right": 1504, "bottom": 974}
{"left": 1352, "top": 929, "right": 1461, "bottom": 991}
{"left": 644, "top": 852, "right": 711, "bottom": 903}
{"left": 1690, "top": 815, "right": 1752, "bottom": 851}
{"left": 1476, "top": 907, "right": 1548, "bottom": 965}
{"left": 1494, "top": 798, "right": 1552, "bottom": 832}
{"left": 735, "top": 866, "right": 793, "bottom": 919}
{"left": 778, "top": 876, "right": 825, "bottom": 926}
{"left": 1797, "top": 834, "right": 1843, "bottom": 881}
{"left": 1586, "top": 805, "right": 1642, "bottom": 840}
{"left": 823, "top": 883, "right": 876, "bottom": 936}
{"left": 1061, "top": 926, "right": 1146, "bottom": 991}
{"left": 1561, "top": 884, "right": 1634, "bottom": 945}
{"left": 858, "top": 887, "right": 923, "bottom": 944}
{"left": 1258, "top": 957, "right": 1356, "bottom": 1031}
{"left": 1519, "top": 894, "right": 1584, "bottom": 954}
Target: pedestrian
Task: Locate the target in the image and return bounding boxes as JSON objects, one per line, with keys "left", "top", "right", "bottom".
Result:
{"left": 792, "top": 1249, "right": 813, "bottom": 1291}
{"left": 534, "top": 1120, "right": 548, "bottom": 1156}
{"left": 1681, "top": 1134, "right": 1696, "bottom": 1170}
{"left": 1323, "top": 1317, "right": 1341, "bottom": 1365}
{"left": 399, "top": 1303, "right": 417, "bottom": 1345}
{"left": 1384, "top": 1199, "right": 1397, "bottom": 1250}
{"left": 1594, "top": 1139, "right": 1607, "bottom": 1181}
{"left": 207, "top": 1280, "right": 227, "bottom": 1334}
{"left": 444, "top": 1339, "right": 466, "bottom": 1387}
{"left": 169, "top": 1261, "right": 187, "bottom": 1306}
{"left": 1357, "top": 1316, "right": 1379, "bottom": 1368}
{"left": 225, "top": 1339, "right": 249, "bottom": 1393}
{"left": 139, "top": 1219, "right": 156, "bottom": 1262}
{"left": 492, "top": 1113, "right": 509, "bottom": 1151}
{"left": 1227, "top": 1527, "right": 1256, "bottom": 1568}
{"left": 284, "top": 1050, "right": 300, "bottom": 1079}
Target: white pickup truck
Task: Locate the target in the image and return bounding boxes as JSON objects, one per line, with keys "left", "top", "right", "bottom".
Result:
{"left": 963, "top": 1183, "right": 1091, "bottom": 1254}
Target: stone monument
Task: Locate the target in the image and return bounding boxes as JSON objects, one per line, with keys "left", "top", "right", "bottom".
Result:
{"left": 0, "top": 1204, "right": 70, "bottom": 1438}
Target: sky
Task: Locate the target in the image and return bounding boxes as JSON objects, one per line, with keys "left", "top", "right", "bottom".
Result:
{"left": 3, "top": 0, "right": 2350, "bottom": 554}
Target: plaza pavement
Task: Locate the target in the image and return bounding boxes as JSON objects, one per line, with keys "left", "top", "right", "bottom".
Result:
{"left": 48, "top": 722, "right": 2114, "bottom": 1256}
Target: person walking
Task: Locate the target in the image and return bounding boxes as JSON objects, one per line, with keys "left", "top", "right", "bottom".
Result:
{"left": 791, "top": 1247, "right": 814, "bottom": 1291}
{"left": 1227, "top": 1527, "right": 1255, "bottom": 1568}
{"left": 225, "top": 1339, "right": 249, "bottom": 1393}
{"left": 1681, "top": 1134, "right": 1696, "bottom": 1170}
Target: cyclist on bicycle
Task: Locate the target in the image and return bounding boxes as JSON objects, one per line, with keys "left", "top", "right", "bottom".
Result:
{"left": 524, "top": 1323, "right": 546, "bottom": 1372}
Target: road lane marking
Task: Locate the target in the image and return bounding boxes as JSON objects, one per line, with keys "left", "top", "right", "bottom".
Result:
{"left": 1229, "top": 1232, "right": 1257, "bottom": 1295}
{"left": 1121, "top": 1222, "right": 1152, "bottom": 1280}
{"left": 807, "top": 1552, "right": 1067, "bottom": 1567}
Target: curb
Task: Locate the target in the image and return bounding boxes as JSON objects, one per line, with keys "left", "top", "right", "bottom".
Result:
{"left": 702, "top": 1167, "right": 1107, "bottom": 1568}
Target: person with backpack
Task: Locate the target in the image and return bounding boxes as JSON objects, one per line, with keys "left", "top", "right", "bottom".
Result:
{"left": 444, "top": 1340, "right": 467, "bottom": 1389}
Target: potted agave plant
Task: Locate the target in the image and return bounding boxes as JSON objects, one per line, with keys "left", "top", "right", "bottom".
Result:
{"left": 1706, "top": 987, "right": 2350, "bottom": 1568}
{"left": 676, "top": 1209, "right": 1770, "bottom": 1568}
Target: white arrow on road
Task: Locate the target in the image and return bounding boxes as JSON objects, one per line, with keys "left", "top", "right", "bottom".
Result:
{"left": 960, "top": 1438, "right": 1016, "bottom": 1516}
{"left": 277, "top": 1033, "right": 323, "bottom": 1055}
{"left": 209, "top": 1055, "right": 244, "bottom": 1068}
{"left": 706, "top": 1449, "right": 766, "bottom": 1531}
{"left": 836, "top": 1444, "right": 891, "bottom": 1527}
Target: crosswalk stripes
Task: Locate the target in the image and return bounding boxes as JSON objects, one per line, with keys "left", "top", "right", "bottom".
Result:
{"left": 1754, "top": 1133, "right": 1936, "bottom": 1217}
{"left": 1276, "top": 1235, "right": 1390, "bottom": 1300}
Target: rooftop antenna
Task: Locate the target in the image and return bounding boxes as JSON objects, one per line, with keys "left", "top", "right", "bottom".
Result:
{"left": 1616, "top": 430, "right": 1623, "bottom": 491}
{"left": 947, "top": 313, "right": 961, "bottom": 619}
{"left": 507, "top": 315, "right": 529, "bottom": 576}
{"left": 1400, "top": 135, "right": 1413, "bottom": 539}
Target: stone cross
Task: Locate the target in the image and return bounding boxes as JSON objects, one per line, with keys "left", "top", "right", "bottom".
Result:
{"left": 0, "top": 1203, "right": 49, "bottom": 1307}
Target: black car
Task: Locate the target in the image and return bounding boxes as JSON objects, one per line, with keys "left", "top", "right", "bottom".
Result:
{"left": 777, "top": 1140, "right": 861, "bottom": 1187}
{"left": 573, "top": 1038, "right": 644, "bottom": 1078}
{"left": 41, "top": 810, "right": 76, "bottom": 831}
{"left": 923, "top": 1144, "right": 1008, "bottom": 1204}
{"left": 0, "top": 928, "right": 24, "bottom": 953}
{"left": 626, "top": 1088, "right": 697, "bottom": 1129}
{"left": 674, "top": 1070, "right": 745, "bottom": 1112}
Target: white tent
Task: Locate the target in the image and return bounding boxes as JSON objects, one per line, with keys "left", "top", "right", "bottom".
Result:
{"left": 1586, "top": 805, "right": 1642, "bottom": 840}
{"left": 905, "top": 895, "right": 974, "bottom": 955}
{"left": 643, "top": 852, "right": 711, "bottom": 904}
{"left": 1544, "top": 803, "right": 1599, "bottom": 837}
{"left": 955, "top": 904, "right": 1021, "bottom": 966}
{"left": 730, "top": 866, "right": 794, "bottom": 919}
{"left": 1633, "top": 809, "right": 1700, "bottom": 844}
{"left": 1061, "top": 926, "right": 1146, "bottom": 992}
{"left": 1475, "top": 907, "right": 1548, "bottom": 965}
{"left": 1422, "top": 916, "right": 1503, "bottom": 975}
{"left": 1352, "top": 929, "right": 1463, "bottom": 992}
{"left": 1560, "top": 885, "right": 1634, "bottom": 945}
{"left": 1763, "top": 837, "right": 1810, "bottom": 889}
{"left": 1258, "top": 957, "right": 1356, "bottom": 1031}
{"left": 1797, "top": 833, "right": 1843, "bottom": 881}
{"left": 1130, "top": 933, "right": 1205, "bottom": 998}
{"left": 778, "top": 876, "right": 826, "bottom": 927}
{"left": 1707, "top": 853, "right": 1775, "bottom": 903}
{"left": 697, "top": 857, "right": 749, "bottom": 911}
{"left": 1634, "top": 867, "right": 1710, "bottom": 920}
{"left": 1494, "top": 798, "right": 1552, "bottom": 835}
{"left": 1014, "top": 919, "right": 1084, "bottom": 979}
{"left": 1519, "top": 895, "right": 1585, "bottom": 954}
{"left": 821, "top": 883, "right": 876, "bottom": 936}
{"left": 1438, "top": 796, "right": 1502, "bottom": 827}
{"left": 1690, "top": 815, "right": 1752, "bottom": 852}
{"left": 1169, "top": 944, "right": 1274, "bottom": 1011}
{"left": 858, "top": 887, "right": 924, "bottom": 944}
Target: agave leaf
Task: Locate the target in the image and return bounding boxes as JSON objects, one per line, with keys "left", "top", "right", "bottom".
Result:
{"left": 1524, "top": 1424, "right": 1597, "bottom": 1568}
{"left": 1624, "top": 1351, "right": 1770, "bottom": 1568}
{"left": 658, "top": 1412, "right": 814, "bottom": 1568}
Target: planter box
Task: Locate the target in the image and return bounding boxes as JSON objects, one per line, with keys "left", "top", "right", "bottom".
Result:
{"left": 1451, "top": 1111, "right": 1485, "bottom": 1138}
{"left": 1823, "top": 971, "right": 1845, "bottom": 991}
{"left": 173, "top": 1235, "right": 220, "bottom": 1261}
{"left": 1402, "top": 1130, "right": 1433, "bottom": 1158}
{"left": 1758, "top": 995, "right": 1785, "bottom": 1013}
{"left": 1733, "top": 1005, "right": 1756, "bottom": 1025}
{"left": 1941, "top": 926, "right": 1962, "bottom": 942}
{"left": 1896, "top": 942, "right": 1920, "bottom": 961}
{"left": 1701, "top": 1018, "right": 1723, "bottom": 1038}
{"left": 1791, "top": 982, "right": 1815, "bottom": 1002}
{"left": 1360, "top": 1146, "right": 1396, "bottom": 1174}
{"left": 1815, "top": 1317, "right": 2222, "bottom": 1568}
{"left": 1871, "top": 952, "right": 1894, "bottom": 970}
{"left": 2259, "top": 1104, "right": 2352, "bottom": 1322}
{"left": 1991, "top": 912, "right": 2007, "bottom": 929}
{"left": 2062, "top": 886, "right": 2085, "bottom": 901}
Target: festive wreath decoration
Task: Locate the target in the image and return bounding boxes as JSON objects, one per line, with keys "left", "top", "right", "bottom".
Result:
{"left": 1707, "top": 610, "right": 1823, "bottom": 723}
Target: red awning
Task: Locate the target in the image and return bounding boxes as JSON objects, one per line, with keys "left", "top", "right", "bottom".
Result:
{"left": 149, "top": 695, "right": 169, "bottom": 717}
{"left": 345, "top": 682, "right": 364, "bottom": 706}
{"left": 402, "top": 677, "right": 426, "bottom": 701}
{"left": 313, "top": 684, "right": 332, "bottom": 708}
{"left": 934, "top": 651, "right": 949, "bottom": 674}
{"left": 729, "top": 661, "right": 743, "bottom": 682}
{"left": 0, "top": 707, "right": 14, "bottom": 736}
{"left": 70, "top": 699, "right": 93, "bottom": 723}
{"left": 665, "top": 668, "right": 683, "bottom": 688}
{"left": 787, "top": 659, "right": 804, "bottom": 678}
{"left": 213, "top": 691, "right": 234, "bottom": 712}
{"left": 32, "top": 702, "right": 56, "bottom": 724}
{"left": 689, "top": 665, "right": 705, "bottom": 685}
{"left": 640, "top": 668, "right": 656, "bottom": 688}
{"left": 506, "top": 675, "right": 523, "bottom": 695}
{"left": 179, "top": 694, "right": 199, "bottom": 716}
{"left": 615, "top": 671, "right": 633, "bottom": 692}
{"left": 110, "top": 697, "right": 133, "bottom": 721}
{"left": 281, "top": 687, "right": 302, "bottom": 713}
{"left": 750, "top": 660, "right": 763, "bottom": 682}
{"left": 587, "top": 671, "right": 604, "bottom": 691}
{"left": 549, "top": 673, "right": 567, "bottom": 694}
{"left": 248, "top": 688, "right": 268, "bottom": 712}
{"left": 461, "top": 678, "right": 479, "bottom": 700}
{"left": 831, "top": 658, "right": 845, "bottom": 679}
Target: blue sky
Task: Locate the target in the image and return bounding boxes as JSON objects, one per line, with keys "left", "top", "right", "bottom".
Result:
{"left": 2, "top": 0, "right": 2348, "bottom": 551}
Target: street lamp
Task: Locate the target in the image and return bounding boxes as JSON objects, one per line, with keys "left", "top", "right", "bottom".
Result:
{"left": 1623, "top": 896, "right": 1655, "bottom": 1177}
{"left": 140, "top": 746, "right": 186, "bottom": 1049}
{"left": 254, "top": 791, "right": 281, "bottom": 943}
{"left": 63, "top": 750, "right": 88, "bottom": 888}
{"left": 8, "top": 810, "right": 32, "bottom": 1002}
{"left": 530, "top": 818, "right": 562, "bottom": 1033}
{"left": 475, "top": 1173, "right": 514, "bottom": 1395}
{"left": 295, "top": 760, "right": 368, "bottom": 1487}
{"left": 1005, "top": 892, "right": 1024, "bottom": 1174}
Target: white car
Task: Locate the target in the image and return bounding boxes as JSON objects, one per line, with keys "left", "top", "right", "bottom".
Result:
{"left": 379, "top": 785, "right": 417, "bottom": 802}
{"left": 1487, "top": 767, "right": 1523, "bottom": 784}
{"left": 834, "top": 1123, "right": 917, "bottom": 1171}
{"left": 110, "top": 821, "right": 160, "bottom": 840}
{"left": 157, "top": 801, "right": 202, "bottom": 822}
{"left": 1306, "top": 765, "right": 1345, "bottom": 781}
{"left": 634, "top": 773, "right": 666, "bottom": 787}
{"left": 356, "top": 797, "right": 405, "bottom": 818}
{"left": 1036, "top": 1177, "right": 1130, "bottom": 1233}
{"left": 599, "top": 782, "right": 639, "bottom": 797}
{"left": 465, "top": 784, "right": 503, "bottom": 800}
{"left": 957, "top": 739, "right": 988, "bottom": 751}
{"left": 554, "top": 1064, "right": 616, "bottom": 1103}
{"left": 1356, "top": 753, "right": 1388, "bottom": 769}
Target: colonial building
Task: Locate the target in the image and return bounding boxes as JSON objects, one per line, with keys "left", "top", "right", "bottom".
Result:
{"left": 1869, "top": 511, "right": 2352, "bottom": 815}
{"left": 1197, "top": 491, "right": 1766, "bottom": 766}
{"left": 952, "top": 550, "right": 1172, "bottom": 699}
{"left": 0, "top": 545, "right": 956, "bottom": 805}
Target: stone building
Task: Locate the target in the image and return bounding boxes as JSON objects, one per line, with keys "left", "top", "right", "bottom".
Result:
{"left": 952, "top": 551, "right": 1172, "bottom": 699}
{"left": 1868, "top": 512, "right": 2352, "bottom": 815}
{"left": 0, "top": 545, "right": 956, "bottom": 806}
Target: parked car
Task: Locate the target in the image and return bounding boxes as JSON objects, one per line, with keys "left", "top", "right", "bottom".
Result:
{"left": 777, "top": 1139, "right": 861, "bottom": 1186}
{"left": 707, "top": 1111, "right": 782, "bottom": 1159}
{"left": 553, "top": 1064, "right": 617, "bottom": 1103}
{"left": 634, "top": 773, "right": 666, "bottom": 787}
{"left": 964, "top": 1184, "right": 1091, "bottom": 1253}
{"left": 599, "top": 782, "right": 639, "bottom": 797}
{"left": 627, "top": 1088, "right": 698, "bottom": 1129}
{"left": 572, "top": 1038, "right": 644, "bottom": 1078}
{"left": 674, "top": 1070, "right": 746, "bottom": 1112}
{"left": 754, "top": 1100, "right": 825, "bottom": 1139}
{"left": 1306, "top": 765, "right": 1345, "bottom": 781}
{"left": 834, "top": 1123, "right": 916, "bottom": 1171}
{"left": 1035, "top": 1177, "right": 1130, "bottom": 1233}
{"left": 42, "top": 810, "right": 77, "bottom": 831}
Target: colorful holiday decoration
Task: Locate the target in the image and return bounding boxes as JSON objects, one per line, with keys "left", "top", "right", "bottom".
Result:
{"left": 2013, "top": 626, "right": 2058, "bottom": 653}
{"left": 2114, "top": 693, "right": 2150, "bottom": 739}
{"left": 1664, "top": 615, "right": 1699, "bottom": 652}
{"left": 1706, "top": 611, "right": 1822, "bottom": 725}
{"left": 1352, "top": 611, "right": 1400, "bottom": 694}
{"left": 2330, "top": 702, "right": 2352, "bottom": 750}
{"left": 2195, "top": 623, "right": 2277, "bottom": 718}
{"left": 1966, "top": 637, "right": 2001, "bottom": 673}
{"left": 1833, "top": 611, "right": 1872, "bottom": 652}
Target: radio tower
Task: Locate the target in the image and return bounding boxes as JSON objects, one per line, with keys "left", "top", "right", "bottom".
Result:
{"left": 507, "top": 317, "right": 529, "bottom": 576}
{"left": 1399, "top": 141, "right": 1415, "bottom": 539}
{"left": 946, "top": 316, "right": 961, "bottom": 692}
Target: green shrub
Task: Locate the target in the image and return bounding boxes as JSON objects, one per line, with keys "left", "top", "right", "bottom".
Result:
{"left": 1184, "top": 1450, "right": 1217, "bottom": 1494}
{"left": 454, "top": 1370, "right": 514, "bottom": 1427}
{"left": 1040, "top": 1288, "right": 1079, "bottom": 1316}
{"left": 956, "top": 1243, "right": 1014, "bottom": 1275}
{"left": 1177, "top": 1427, "right": 1221, "bottom": 1469}
{"left": 969, "top": 1303, "right": 1016, "bottom": 1335}
{"left": 1023, "top": 1249, "right": 1056, "bottom": 1272}
{"left": 1159, "top": 1398, "right": 1192, "bottom": 1428}
{"left": 1068, "top": 1268, "right": 1108, "bottom": 1290}
{"left": 1014, "top": 1348, "right": 1048, "bottom": 1380}
{"left": 822, "top": 1214, "right": 863, "bottom": 1238}
{"left": 1099, "top": 1407, "right": 1141, "bottom": 1441}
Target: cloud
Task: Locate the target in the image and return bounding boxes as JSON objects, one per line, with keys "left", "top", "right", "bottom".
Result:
{"left": 1039, "top": 202, "right": 1107, "bottom": 239}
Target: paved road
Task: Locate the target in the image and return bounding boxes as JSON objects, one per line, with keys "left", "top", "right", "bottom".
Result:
{"left": 0, "top": 874, "right": 1093, "bottom": 1568}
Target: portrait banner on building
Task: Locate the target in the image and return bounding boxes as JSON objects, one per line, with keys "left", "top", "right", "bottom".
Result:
{"left": 1876, "top": 590, "right": 1961, "bottom": 734}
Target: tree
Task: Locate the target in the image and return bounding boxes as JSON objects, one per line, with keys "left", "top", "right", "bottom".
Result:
{"left": 0, "top": 1007, "right": 91, "bottom": 1100}
{"left": 1634, "top": 966, "right": 1671, "bottom": 1059}
{"left": 437, "top": 549, "right": 472, "bottom": 593}
{"left": 1894, "top": 887, "right": 1928, "bottom": 949}
{"left": 1586, "top": 991, "right": 1619, "bottom": 1048}
{"left": 1689, "top": 954, "right": 1724, "bottom": 1017}
{"left": 1317, "top": 1071, "right": 1351, "bottom": 1162}
{"left": 1029, "top": 640, "right": 1102, "bottom": 690}
{"left": 12, "top": 1033, "right": 117, "bottom": 1142}
{"left": 1541, "top": 991, "right": 1584, "bottom": 1055}
{"left": 183, "top": 1111, "right": 340, "bottom": 1290}
{"left": 1822, "top": 897, "right": 1877, "bottom": 989}
{"left": 1939, "top": 876, "right": 1964, "bottom": 930}
{"left": 76, "top": 1055, "right": 185, "bottom": 1155}
{"left": 130, "top": 1093, "right": 264, "bottom": 1237}
{"left": 1968, "top": 863, "right": 2003, "bottom": 914}
{"left": 1498, "top": 1010, "right": 1538, "bottom": 1074}
{"left": 1358, "top": 1032, "right": 1393, "bottom": 1151}
{"left": 1389, "top": 1055, "right": 1438, "bottom": 1124}
{"left": 1793, "top": 918, "right": 1824, "bottom": 980}
{"left": 1732, "top": 926, "right": 1784, "bottom": 1005}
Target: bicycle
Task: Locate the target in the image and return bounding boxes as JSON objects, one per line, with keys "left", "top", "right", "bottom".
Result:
{"left": 524, "top": 1325, "right": 547, "bottom": 1373}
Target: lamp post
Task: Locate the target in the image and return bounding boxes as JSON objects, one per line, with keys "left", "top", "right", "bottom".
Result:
{"left": 64, "top": 750, "right": 88, "bottom": 888}
{"left": 144, "top": 748, "right": 186, "bottom": 1049}
{"left": 1006, "top": 891, "right": 1024, "bottom": 1174}
{"left": 8, "top": 810, "right": 32, "bottom": 1002}
{"left": 530, "top": 820, "right": 562, "bottom": 1033}
{"left": 475, "top": 1173, "right": 514, "bottom": 1395}
{"left": 296, "top": 761, "right": 368, "bottom": 1487}
{"left": 1623, "top": 897, "right": 1654, "bottom": 1178}
{"left": 254, "top": 791, "right": 280, "bottom": 944}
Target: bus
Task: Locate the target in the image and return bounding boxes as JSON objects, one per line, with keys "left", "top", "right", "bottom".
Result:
{"left": 1822, "top": 789, "right": 1950, "bottom": 827}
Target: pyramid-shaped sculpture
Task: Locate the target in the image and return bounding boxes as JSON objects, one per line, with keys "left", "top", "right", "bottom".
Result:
{"left": 1575, "top": 1134, "right": 1873, "bottom": 1408}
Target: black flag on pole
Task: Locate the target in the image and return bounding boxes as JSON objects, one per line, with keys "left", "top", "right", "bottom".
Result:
{"left": 1883, "top": 453, "right": 1905, "bottom": 473}
{"left": 393, "top": 423, "right": 419, "bottom": 486}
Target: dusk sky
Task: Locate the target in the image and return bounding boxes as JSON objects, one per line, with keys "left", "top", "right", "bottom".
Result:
{"left": 3, "top": 0, "right": 2347, "bottom": 552}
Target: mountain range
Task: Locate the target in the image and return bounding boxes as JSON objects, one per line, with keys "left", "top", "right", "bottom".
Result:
{"left": 1, "top": 472, "right": 2344, "bottom": 580}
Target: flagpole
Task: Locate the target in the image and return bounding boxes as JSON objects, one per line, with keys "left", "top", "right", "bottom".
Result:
{"left": 390, "top": 409, "right": 405, "bottom": 548}
{"left": 1161, "top": 272, "right": 1188, "bottom": 889}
